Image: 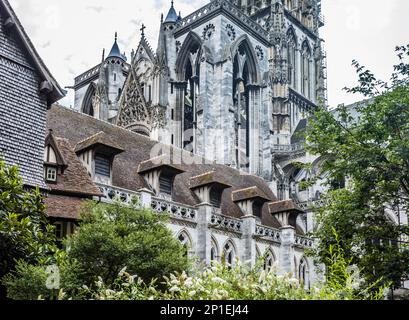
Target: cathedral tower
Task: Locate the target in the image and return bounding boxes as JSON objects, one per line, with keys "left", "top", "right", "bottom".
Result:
{"left": 73, "top": 33, "right": 129, "bottom": 122}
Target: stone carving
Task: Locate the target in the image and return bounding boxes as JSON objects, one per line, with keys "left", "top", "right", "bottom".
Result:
{"left": 202, "top": 24, "right": 215, "bottom": 41}
{"left": 117, "top": 67, "right": 167, "bottom": 132}
{"left": 255, "top": 45, "right": 264, "bottom": 61}
{"left": 226, "top": 24, "right": 236, "bottom": 41}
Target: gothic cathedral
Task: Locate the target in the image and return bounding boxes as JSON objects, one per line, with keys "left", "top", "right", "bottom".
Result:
{"left": 72, "top": 0, "right": 327, "bottom": 209}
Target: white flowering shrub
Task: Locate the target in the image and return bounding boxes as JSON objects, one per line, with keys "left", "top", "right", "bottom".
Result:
{"left": 79, "top": 253, "right": 386, "bottom": 301}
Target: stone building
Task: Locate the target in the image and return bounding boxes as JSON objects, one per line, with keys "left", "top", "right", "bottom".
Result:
{"left": 73, "top": 0, "right": 328, "bottom": 231}
{"left": 47, "top": 104, "right": 317, "bottom": 287}
{"left": 0, "top": 0, "right": 64, "bottom": 188}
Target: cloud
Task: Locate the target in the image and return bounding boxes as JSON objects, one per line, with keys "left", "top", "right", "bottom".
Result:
{"left": 41, "top": 40, "right": 51, "bottom": 49}
{"left": 86, "top": 5, "right": 105, "bottom": 13}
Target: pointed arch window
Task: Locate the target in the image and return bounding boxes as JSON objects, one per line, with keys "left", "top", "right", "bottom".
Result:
{"left": 301, "top": 41, "right": 312, "bottom": 99}
{"left": 82, "top": 84, "right": 96, "bottom": 117}
{"left": 211, "top": 237, "right": 219, "bottom": 262}
{"left": 183, "top": 50, "right": 200, "bottom": 152}
{"left": 287, "top": 29, "right": 297, "bottom": 88}
{"left": 222, "top": 241, "right": 237, "bottom": 267}
{"left": 232, "top": 40, "right": 258, "bottom": 170}
{"left": 178, "top": 231, "right": 193, "bottom": 258}
{"left": 176, "top": 33, "right": 202, "bottom": 152}
{"left": 264, "top": 250, "right": 275, "bottom": 272}
{"left": 299, "top": 257, "right": 310, "bottom": 290}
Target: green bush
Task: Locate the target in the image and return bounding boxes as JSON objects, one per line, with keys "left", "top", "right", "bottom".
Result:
{"left": 0, "top": 160, "right": 57, "bottom": 299}
{"left": 65, "top": 200, "right": 191, "bottom": 292}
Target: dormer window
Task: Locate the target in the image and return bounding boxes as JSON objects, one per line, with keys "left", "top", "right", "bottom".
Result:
{"left": 44, "top": 130, "right": 67, "bottom": 184}
{"left": 138, "top": 155, "right": 185, "bottom": 199}
{"left": 232, "top": 186, "right": 271, "bottom": 218}
{"left": 190, "top": 171, "right": 231, "bottom": 207}
{"left": 75, "top": 132, "right": 124, "bottom": 186}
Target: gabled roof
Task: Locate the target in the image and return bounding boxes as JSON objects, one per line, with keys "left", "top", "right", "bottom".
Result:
{"left": 45, "top": 130, "right": 67, "bottom": 168}
{"left": 135, "top": 35, "right": 156, "bottom": 64}
{"left": 269, "top": 200, "right": 304, "bottom": 215}
{"left": 0, "top": 0, "right": 65, "bottom": 106}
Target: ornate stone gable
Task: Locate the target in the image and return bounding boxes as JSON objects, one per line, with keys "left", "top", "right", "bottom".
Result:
{"left": 117, "top": 66, "right": 166, "bottom": 136}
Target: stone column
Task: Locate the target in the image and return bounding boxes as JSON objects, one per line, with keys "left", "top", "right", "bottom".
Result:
{"left": 241, "top": 214, "right": 257, "bottom": 267}
{"left": 138, "top": 188, "right": 154, "bottom": 209}
{"left": 196, "top": 203, "right": 213, "bottom": 265}
{"left": 279, "top": 226, "right": 296, "bottom": 276}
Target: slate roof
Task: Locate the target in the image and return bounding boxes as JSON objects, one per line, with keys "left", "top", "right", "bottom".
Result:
{"left": 107, "top": 36, "right": 127, "bottom": 61}
{"left": 232, "top": 186, "right": 272, "bottom": 203}
{"left": 164, "top": 3, "right": 178, "bottom": 23}
{"left": 47, "top": 104, "right": 298, "bottom": 231}
{"left": 74, "top": 131, "right": 124, "bottom": 155}
{"left": 189, "top": 171, "right": 232, "bottom": 190}
{"left": 269, "top": 200, "right": 303, "bottom": 215}
{"left": 47, "top": 105, "right": 281, "bottom": 228}
{"left": 0, "top": 0, "right": 65, "bottom": 106}
{"left": 47, "top": 137, "right": 103, "bottom": 197}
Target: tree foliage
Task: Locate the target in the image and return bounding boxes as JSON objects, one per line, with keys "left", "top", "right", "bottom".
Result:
{"left": 65, "top": 200, "right": 191, "bottom": 291}
{"left": 0, "top": 160, "right": 56, "bottom": 299}
{"left": 305, "top": 45, "right": 409, "bottom": 290}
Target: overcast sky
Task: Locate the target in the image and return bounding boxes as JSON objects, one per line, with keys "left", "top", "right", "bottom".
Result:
{"left": 9, "top": 0, "right": 409, "bottom": 108}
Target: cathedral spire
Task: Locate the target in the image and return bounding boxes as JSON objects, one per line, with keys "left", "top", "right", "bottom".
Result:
{"left": 107, "top": 32, "right": 127, "bottom": 61}
{"left": 164, "top": 0, "right": 178, "bottom": 24}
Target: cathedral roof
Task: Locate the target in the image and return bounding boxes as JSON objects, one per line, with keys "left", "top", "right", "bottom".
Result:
{"left": 107, "top": 33, "right": 127, "bottom": 61}
{"left": 46, "top": 104, "right": 305, "bottom": 232}
{"left": 164, "top": 1, "right": 178, "bottom": 23}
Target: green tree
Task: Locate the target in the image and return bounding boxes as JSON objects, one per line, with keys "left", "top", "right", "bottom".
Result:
{"left": 65, "top": 200, "right": 190, "bottom": 291}
{"left": 0, "top": 160, "right": 56, "bottom": 299}
{"left": 305, "top": 45, "right": 409, "bottom": 290}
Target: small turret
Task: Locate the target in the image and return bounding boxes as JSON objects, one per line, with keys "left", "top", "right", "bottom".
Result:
{"left": 107, "top": 32, "right": 127, "bottom": 62}
{"left": 164, "top": 0, "right": 178, "bottom": 24}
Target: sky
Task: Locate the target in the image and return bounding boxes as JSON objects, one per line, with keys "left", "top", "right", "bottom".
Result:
{"left": 8, "top": 0, "right": 409, "bottom": 108}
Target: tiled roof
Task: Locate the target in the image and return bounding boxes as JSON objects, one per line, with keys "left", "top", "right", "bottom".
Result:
{"left": 45, "top": 195, "right": 87, "bottom": 220}
{"left": 189, "top": 171, "right": 231, "bottom": 190}
{"left": 47, "top": 105, "right": 283, "bottom": 229}
{"left": 47, "top": 137, "right": 103, "bottom": 197}
{"left": 75, "top": 131, "right": 124, "bottom": 155}
{"left": 232, "top": 186, "right": 271, "bottom": 203}
{"left": 269, "top": 200, "right": 303, "bottom": 215}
